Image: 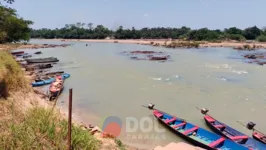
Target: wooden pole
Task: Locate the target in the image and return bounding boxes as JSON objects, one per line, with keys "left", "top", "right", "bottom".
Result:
{"left": 68, "top": 88, "right": 73, "bottom": 150}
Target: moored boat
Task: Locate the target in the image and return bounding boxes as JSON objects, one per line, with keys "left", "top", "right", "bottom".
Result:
{"left": 252, "top": 131, "right": 266, "bottom": 145}
{"left": 25, "top": 57, "right": 59, "bottom": 63}
{"left": 199, "top": 108, "right": 266, "bottom": 149}
{"left": 48, "top": 75, "right": 64, "bottom": 100}
{"left": 25, "top": 63, "right": 53, "bottom": 71}
{"left": 15, "top": 53, "right": 29, "bottom": 57}
{"left": 143, "top": 104, "right": 248, "bottom": 150}
{"left": 45, "top": 71, "right": 64, "bottom": 76}
{"left": 31, "top": 73, "right": 70, "bottom": 87}
{"left": 22, "top": 54, "right": 32, "bottom": 58}
{"left": 242, "top": 121, "right": 266, "bottom": 145}
{"left": 34, "top": 51, "right": 42, "bottom": 54}
{"left": 11, "top": 51, "right": 24, "bottom": 55}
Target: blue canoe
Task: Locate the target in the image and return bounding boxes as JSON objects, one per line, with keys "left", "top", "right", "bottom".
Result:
{"left": 31, "top": 73, "right": 70, "bottom": 87}
{"left": 204, "top": 115, "right": 266, "bottom": 150}
{"left": 151, "top": 109, "right": 248, "bottom": 150}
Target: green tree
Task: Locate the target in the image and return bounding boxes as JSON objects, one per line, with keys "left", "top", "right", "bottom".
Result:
{"left": 1, "top": 0, "right": 15, "bottom": 4}
{"left": 0, "top": 5, "right": 33, "bottom": 43}
{"left": 224, "top": 27, "right": 243, "bottom": 35}
{"left": 243, "top": 26, "right": 261, "bottom": 40}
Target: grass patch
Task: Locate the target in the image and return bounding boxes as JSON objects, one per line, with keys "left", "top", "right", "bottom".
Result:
{"left": 115, "top": 139, "right": 126, "bottom": 150}
{"left": 0, "top": 107, "right": 100, "bottom": 150}
{"left": 0, "top": 51, "right": 30, "bottom": 98}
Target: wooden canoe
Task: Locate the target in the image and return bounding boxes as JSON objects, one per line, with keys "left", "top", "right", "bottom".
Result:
{"left": 152, "top": 109, "right": 248, "bottom": 150}
{"left": 253, "top": 131, "right": 266, "bottom": 145}
{"left": 203, "top": 115, "right": 266, "bottom": 149}
{"left": 25, "top": 57, "right": 59, "bottom": 63}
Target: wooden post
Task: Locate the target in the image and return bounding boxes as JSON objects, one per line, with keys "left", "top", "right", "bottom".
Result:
{"left": 68, "top": 88, "right": 73, "bottom": 150}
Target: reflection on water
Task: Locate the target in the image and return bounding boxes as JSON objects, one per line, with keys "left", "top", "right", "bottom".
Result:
{"left": 25, "top": 40, "right": 266, "bottom": 149}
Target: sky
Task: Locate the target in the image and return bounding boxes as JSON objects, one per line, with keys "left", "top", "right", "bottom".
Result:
{"left": 8, "top": 0, "right": 266, "bottom": 30}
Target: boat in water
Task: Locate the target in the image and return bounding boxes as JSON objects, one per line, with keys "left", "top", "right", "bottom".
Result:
{"left": 44, "top": 71, "right": 64, "bottom": 76}
{"left": 25, "top": 63, "right": 53, "bottom": 71}
{"left": 48, "top": 75, "right": 64, "bottom": 100}
{"left": 31, "top": 73, "right": 70, "bottom": 87}
{"left": 252, "top": 131, "right": 266, "bottom": 145}
{"left": 22, "top": 54, "right": 32, "bottom": 58}
{"left": 34, "top": 51, "right": 42, "bottom": 54}
{"left": 240, "top": 121, "right": 266, "bottom": 145}
{"left": 25, "top": 57, "right": 59, "bottom": 63}
{"left": 11, "top": 51, "right": 24, "bottom": 55}
{"left": 143, "top": 104, "right": 248, "bottom": 150}
{"left": 200, "top": 108, "right": 266, "bottom": 150}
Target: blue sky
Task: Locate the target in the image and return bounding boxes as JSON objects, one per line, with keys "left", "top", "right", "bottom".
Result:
{"left": 10, "top": 0, "right": 265, "bottom": 30}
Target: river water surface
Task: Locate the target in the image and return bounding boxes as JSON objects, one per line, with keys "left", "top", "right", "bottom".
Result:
{"left": 26, "top": 40, "right": 266, "bottom": 149}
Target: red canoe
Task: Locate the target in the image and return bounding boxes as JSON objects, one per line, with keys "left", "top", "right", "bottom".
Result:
{"left": 11, "top": 51, "right": 24, "bottom": 55}
{"left": 253, "top": 131, "right": 266, "bottom": 144}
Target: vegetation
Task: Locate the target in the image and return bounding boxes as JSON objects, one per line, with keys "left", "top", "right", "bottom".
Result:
{"left": 166, "top": 41, "right": 201, "bottom": 48}
{"left": 115, "top": 139, "right": 126, "bottom": 150}
{"left": 0, "top": 50, "right": 101, "bottom": 150}
{"left": 30, "top": 23, "right": 266, "bottom": 42}
{"left": 0, "top": 106, "right": 100, "bottom": 150}
{"left": 0, "top": 51, "right": 30, "bottom": 98}
{"left": 0, "top": 4, "right": 33, "bottom": 43}
{"left": 256, "top": 35, "right": 266, "bottom": 42}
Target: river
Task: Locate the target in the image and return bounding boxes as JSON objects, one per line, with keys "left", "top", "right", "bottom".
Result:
{"left": 25, "top": 40, "right": 266, "bottom": 149}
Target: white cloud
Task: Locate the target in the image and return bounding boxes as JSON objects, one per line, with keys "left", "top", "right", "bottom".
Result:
{"left": 143, "top": 14, "right": 149, "bottom": 17}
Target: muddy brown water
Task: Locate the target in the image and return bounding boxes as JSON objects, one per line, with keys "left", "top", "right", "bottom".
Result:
{"left": 20, "top": 40, "right": 266, "bottom": 149}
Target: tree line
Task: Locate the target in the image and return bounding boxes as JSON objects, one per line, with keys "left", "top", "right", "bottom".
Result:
{"left": 1, "top": 0, "right": 266, "bottom": 43}
{"left": 0, "top": 0, "right": 33, "bottom": 43}
{"left": 30, "top": 23, "right": 266, "bottom": 42}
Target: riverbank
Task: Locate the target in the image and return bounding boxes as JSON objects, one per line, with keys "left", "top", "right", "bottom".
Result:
{"left": 0, "top": 43, "right": 71, "bottom": 51}
{"left": 0, "top": 46, "right": 139, "bottom": 150}
{"left": 37, "top": 38, "right": 266, "bottom": 49}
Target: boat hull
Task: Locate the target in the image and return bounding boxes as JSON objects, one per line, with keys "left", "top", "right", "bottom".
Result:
{"left": 253, "top": 132, "right": 266, "bottom": 144}
{"left": 156, "top": 118, "right": 216, "bottom": 150}
{"left": 31, "top": 73, "right": 70, "bottom": 87}
{"left": 203, "top": 115, "right": 266, "bottom": 149}
{"left": 152, "top": 110, "right": 248, "bottom": 150}
{"left": 49, "top": 86, "right": 64, "bottom": 100}
{"left": 26, "top": 57, "right": 59, "bottom": 63}
{"left": 11, "top": 51, "right": 24, "bottom": 55}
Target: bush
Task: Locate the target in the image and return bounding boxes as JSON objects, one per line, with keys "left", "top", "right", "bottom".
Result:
{"left": 256, "top": 35, "right": 266, "bottom": 42}
{"left": 228, "top": 34, "right": 246, "bottom": 41}
{"left": 0, "top": 51, "right": 30, "bottom": 95}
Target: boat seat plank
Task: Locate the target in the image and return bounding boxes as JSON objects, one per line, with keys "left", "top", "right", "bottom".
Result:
{"left": 230, "top": 135, "right": 249, "bottom": 140}
{"left": 183, "top": 126, "right": 199, "bottom": 135}
{"left": 208, "top": 137, "right": 225, "bottom": 148}
{"left": 165, "top": 117, "right": 176, "bottom": 124}
{"left": 214, "top": 124, "right": 226, "bottom": 129}
{"left": 172, "top": 122, "right": 186, "bottom": 129}
{"left": 204, "top": 115, "right": 215, "bottom": 123}
{"left": 154, "top": 110, "right": 163, "bottom": 118}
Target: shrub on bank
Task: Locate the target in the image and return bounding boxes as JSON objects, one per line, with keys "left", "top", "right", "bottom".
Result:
{"left": 0, "top": 51, "right": 30, "bottom": 98}
{"left": 165, "top": 41, "right": 200, "bottom": 48}
{"left": 256, "top": 35, "right": 266, "bottom": 42}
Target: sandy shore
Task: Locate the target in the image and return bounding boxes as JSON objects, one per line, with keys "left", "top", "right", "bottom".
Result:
{"left": 38, "top": 38, "right": 266, "bottom": 49}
